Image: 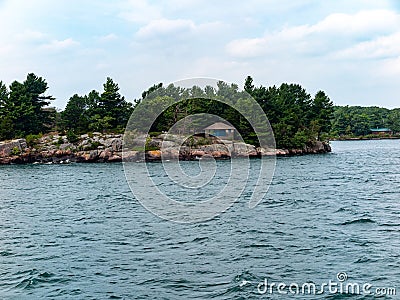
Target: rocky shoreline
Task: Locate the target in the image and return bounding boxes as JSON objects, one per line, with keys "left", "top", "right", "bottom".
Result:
{"left": 0, "top": 133, "right": 331, "bottom": 165}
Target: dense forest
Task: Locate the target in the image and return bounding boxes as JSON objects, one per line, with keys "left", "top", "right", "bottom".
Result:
{"left": 2, "top": 73, "right": 397, "bottom": 149}
{"left": 0, "top": 74, "right": 334, "bottom": 149}
{"left": 129, "top": 76, "right": 334, "bottom": 148}
{"left": 0, "top": 74, "right": 134, "bottom": 143}
{"left": 331, "top": 106, "right": 400, "bottom": 137}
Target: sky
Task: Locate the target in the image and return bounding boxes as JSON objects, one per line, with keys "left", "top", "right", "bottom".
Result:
{"left": 0, "top": 0, "right": 400, "bottom": 109}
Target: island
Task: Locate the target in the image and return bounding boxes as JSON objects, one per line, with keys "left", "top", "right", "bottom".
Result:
{"left": 1, "top": 73, "right": 397, "bottom": 164}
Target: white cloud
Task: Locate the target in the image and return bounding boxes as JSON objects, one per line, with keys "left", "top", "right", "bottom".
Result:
{"left": 16, "top": 30, "right": 47, "bottom": 41}
{"left": 41, "top": 38, "right": 80, "bottom": 51}
{"left": 335, "top": 32, "right": 400, "bottom": 60}
{"left": 0, "top": 44, "right": 14, "bottom": 56}
{"left": 311, "top": 9, "right": 399, "bottom": 35}
{"left": 135, "top": 18, "right": 227, "bottom": 41}
{"left": 225, "top": 38, "right": 268, "bottom": 58}
{"left": 0, "top": 0, "right": 399, "bottom": 108}
{"left": 380, "top": 56, "right": 400, "bottom": 76}
{"left": 136, "top": 18, "right": 195, "bottom": 38}
{"left": 226, "top": 9, "right": 400, "bottom": 58}
{"left": 98, "top": 33, "right": 118, "bottom": 42}
{"left": 119, "top": 0, "right": 162, "bottom": 23}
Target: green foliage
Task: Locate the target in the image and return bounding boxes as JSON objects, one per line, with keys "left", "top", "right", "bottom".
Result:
{"left": 239, "top": 78, "right": 334, "bottom": 148}
{"left": 331, "top": 106, "right": 400, "bottom": 137}
{"left": 0, "top": 82, "right": 14, "bottom": 140}
{"left": 99, "top": 77, "right": 131, "bottom": 129}
{"left": 141, "top": 82, "right": 163, "bottom": 99}
{"left": 83, "top": 141, "right": 102, "bottom": 151}
{"left": 292, "top": 130, "right": 309, "bottom": 149}
{"left": 244, "top": 76, "right": 255, "bottom": 94}
{"left": 196, "top": 137, "right": 213, "bottom": 146}
{"left": 145, "top": 136, "right": 160, "bottom": 151}
{"left": 149, "top": 132, "right": 162, "bottom": 137}
{"left": 10, "top": 146, "right": 21, "bottom": 156}
{"left": 130, "top": 77, "right": 335, "bottom": 149}
{"left": 0, "top": 116, "right": 14, "bottom": 140}
{"left": 0, "top": 74, "right": 54, "bottom": 139}
{"left": 89, "top": 115, "right": 115, "bottom": 132}
{"left": 60, "top": 78, "right": 133, "bottom": 134}
{"left": 185, "top": 136, "right": 195, "bottom": 147}
{"left": 66, "top": 130, "right": 79, "bottom": 144}
{"left": 57, "top": 136, "right": 64, "bottom": 146}
{"left": 387, "top": 108, "right": 400, "bottom": 133}
{"left": 61, "top": 94, "right": 90, "bottom": 133}
{"left": 0, "top": 73, "right": 337, "bottom": 150}
{"left": 310, "top": 91, "right": 334, "bottom": 139}
{"left": 25, "top": 133, "right": 42, "bottom": 147}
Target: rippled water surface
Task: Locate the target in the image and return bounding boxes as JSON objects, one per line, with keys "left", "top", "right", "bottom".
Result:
{"left": 1, "top": 140, "right": 399, "bottom": 299}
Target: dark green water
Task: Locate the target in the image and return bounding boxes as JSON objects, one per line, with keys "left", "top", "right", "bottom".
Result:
{"left": 0, "top": 140, "right": 399, "bottom": 299}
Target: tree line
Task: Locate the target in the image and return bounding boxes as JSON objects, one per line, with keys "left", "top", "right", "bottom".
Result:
{"left": 0, "top": 73, "right": 55, "bottom": 140}
{"left": 132, "top": 76, "right": 334, "bottom": 148}
{"left": 0, "top": 74, "right": 133, "bottom": 141}
{"left": 1, "top": 73, "right": 337, "bottom": 148}
{"left": 330, "top": 106, "right": 400, "bottom": 137}
{"left": 244, "top": 76, "right": 333, "bottom": 148}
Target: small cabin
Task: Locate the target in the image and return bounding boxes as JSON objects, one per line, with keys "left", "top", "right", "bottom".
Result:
{"left": 204, "top": 122, "right": 236, "bottom": 139}
{"left": 370, "top": 128, "right": 393, "bottom": 136}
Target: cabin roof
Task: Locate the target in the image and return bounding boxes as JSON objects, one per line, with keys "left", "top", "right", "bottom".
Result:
{"left": 370, "top": 128, "right": 392, "bottom": 132}
{"left": 204, "top": 122, "right": 235, "bottom": 130}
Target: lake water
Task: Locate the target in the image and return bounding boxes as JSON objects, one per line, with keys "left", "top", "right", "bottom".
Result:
{"left": 0, "top": 140, "right": 399, "bottom": 299}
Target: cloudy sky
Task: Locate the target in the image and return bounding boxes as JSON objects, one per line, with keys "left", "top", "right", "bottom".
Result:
{"left": 1, "top": 0, "right": 400, "bottom": 108}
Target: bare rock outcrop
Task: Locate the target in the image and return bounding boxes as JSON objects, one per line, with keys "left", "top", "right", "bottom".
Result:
{"left": 0, "top": 133, "right": 331, "bottom": 164}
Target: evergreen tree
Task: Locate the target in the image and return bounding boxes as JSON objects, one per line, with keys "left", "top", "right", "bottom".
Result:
{"left": 0, "top": 73, "right": 54, "bottom": 137}
{"left": 244, "top": 75, "right": 254, "bottom": 94}
{"left": 310, "top": 91, "right": 334, "bottom": 139}
{"left": 61, "top": 94, "right": 90, "bottom": 133}
{"left": 98, "top": 77, "right": 133, "bottom": 130}
{"left": 0, "top": 81, "right": 14, "bottom": 140}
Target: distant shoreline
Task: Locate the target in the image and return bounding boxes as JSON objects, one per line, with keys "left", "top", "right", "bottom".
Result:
{"left": 331, "top": 136, "right": 400, "bottom": 141}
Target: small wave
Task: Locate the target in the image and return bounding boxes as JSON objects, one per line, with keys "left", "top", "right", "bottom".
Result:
{"left": 354, "top": 257, "right": 373, "bottom": 263}
{"left": 176, "top": 236, "right": 209, "bottom": 245}
{"left": 335, "top": 207, "right": 347, "bottom": 213}
{"left": 244, "top": 243, "right": 280, "bottom": 250}
{"left": 73, "top": 216, "right": 90, "bottom": 222}
{"left": 13, "top": 271, "right": 68, "bottom": 290}
{"left": 379, "top": 223, "right": 400, "bottom": 227}
{"left": 108, "top": 240, "right": 131, "bottom": 246}
{"left": 164, "top": 278, "right": 193, "bottom": 290}
{"left": 272, "top": 230, "right": 293, "bottom": 236}
{"left": 139, "top": 277, "right": 193, "bottom": 291}
{"left": 341, "top": 218, "right": 376, "bottom": 225}
{"left": 0, "top": 250, "right": 13, "bottom": 256}
{"left": 191, "top": 236, "right": 209, "bottom": 243}
{"left": 233, "top": 270, "right": 261, "bottom": 284}
{"left": 347, "top": 237, "right": 371, "bottom": 246}
{"left": 208, "top": 270, "right": 261, "bottom": 298}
